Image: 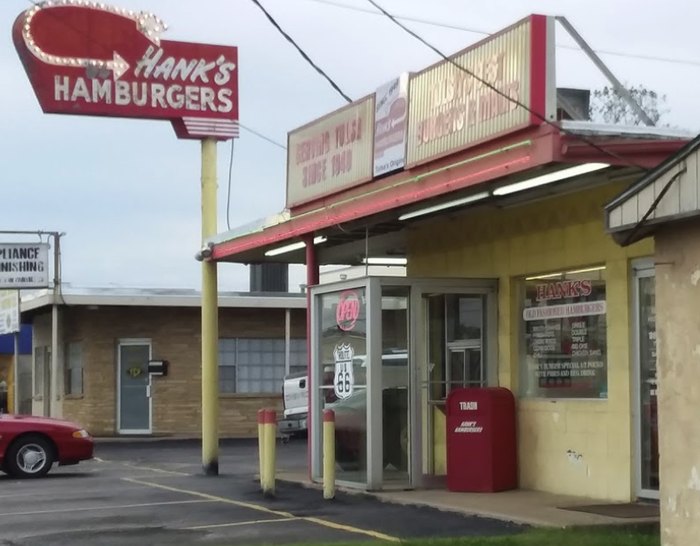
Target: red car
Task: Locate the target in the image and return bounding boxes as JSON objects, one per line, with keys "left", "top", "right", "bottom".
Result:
{"left": 0, "top": 414, "right": 94, "bottom": 478}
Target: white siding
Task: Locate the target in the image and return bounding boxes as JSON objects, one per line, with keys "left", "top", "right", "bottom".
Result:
{"left": 638, "top": 184, "right": 655, "bottom": 222}
{"left": 679, "top": 152, "right": 699, "bottom": 213}
{"left": 655, "top": 165, "right": 683, "bottom": 218}
{"left": 608, "top": 149, "right": 700, "bottom": 230}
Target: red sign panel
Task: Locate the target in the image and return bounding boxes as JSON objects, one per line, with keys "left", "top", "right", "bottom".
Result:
{"left": 336, "top": 290, "right": 360, "bottom": 332}
{"left": 13, "top": 2, "right": 239, "bottom": 140}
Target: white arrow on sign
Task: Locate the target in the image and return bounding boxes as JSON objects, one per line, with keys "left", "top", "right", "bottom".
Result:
{"left": 21, "top": 0, "right": 167, "bottom": 80}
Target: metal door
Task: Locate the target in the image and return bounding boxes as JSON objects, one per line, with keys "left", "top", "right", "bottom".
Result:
{"left": 118, "top": 341, "right": 152, "bottom": 434}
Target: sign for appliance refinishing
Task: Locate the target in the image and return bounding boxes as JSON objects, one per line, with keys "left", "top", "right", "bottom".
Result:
{"left": 13, "top": 1, "right": 239, "bottom": 140}
{"left": 0, "top": 243, "right": 50, "bottom": 289}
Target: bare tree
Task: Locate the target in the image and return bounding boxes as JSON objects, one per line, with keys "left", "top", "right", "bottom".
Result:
{"left": 589, "top": 84, "right": 668, "bottom": 126}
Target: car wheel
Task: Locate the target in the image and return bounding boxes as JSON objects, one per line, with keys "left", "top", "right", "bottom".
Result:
{"left": 6, "top": 435, "right": 55, "bottom": 478}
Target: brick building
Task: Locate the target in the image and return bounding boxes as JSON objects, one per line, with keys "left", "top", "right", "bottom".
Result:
{"left": 20, "top": 288, "right": 306, "bottom": 437}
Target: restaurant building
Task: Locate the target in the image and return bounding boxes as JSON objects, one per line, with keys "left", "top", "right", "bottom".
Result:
{"left": 209, "top": 15, "right": 690, "bottom": 501}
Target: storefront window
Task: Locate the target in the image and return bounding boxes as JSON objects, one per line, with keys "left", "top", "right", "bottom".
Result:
{"left": 381, "top": 287, "right": 409, "bottom": 480}
{"left": 319, "top": 288, "right": 368, "bottom": 483}
{"left": 520, "top": 267, "right": 608, "bottom": 399}
{"left": 638, "top": 275, "right": 658, "bottom": 491}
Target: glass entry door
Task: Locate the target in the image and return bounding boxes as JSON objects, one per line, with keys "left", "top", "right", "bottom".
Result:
{"left": 118, "top": 341, "right": 152, "bottom": 434}
{"left": 380, "top": 286, "right": 410, "bottom": 485}
{"left": 420, "top": 289, "right": 495, "bottom": 482}
{"left": 449, "top": 344, "right": 484, "bottom": 390}
{"left": 634, "top": 267, "right": 658, "bottom": 499}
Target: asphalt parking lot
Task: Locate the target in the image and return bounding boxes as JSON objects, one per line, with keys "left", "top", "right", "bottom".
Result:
{"left": 0, "top": 439, "right": 526, "bottom": 545}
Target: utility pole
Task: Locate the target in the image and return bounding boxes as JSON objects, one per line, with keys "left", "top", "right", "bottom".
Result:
{"left": 50, "top": 232, "right": 61, "bottom": 418}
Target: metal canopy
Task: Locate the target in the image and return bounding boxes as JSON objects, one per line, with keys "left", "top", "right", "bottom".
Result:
{"left": 211, "top": 126, "right": 688, "bottom": 265}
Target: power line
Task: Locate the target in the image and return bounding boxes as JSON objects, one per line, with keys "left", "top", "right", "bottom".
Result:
{"left": 240, "top": 123, "right": 287, "bottom": 150}
{"left": 226, "top": 139, "right": 235, "bottom": 231}
{"left": 305, "top": 0, "right": 700, "bottom": 68}
{"left": 249, "top": 0, "right": 352, "bottom": 103}
{"left": 365, "top": 0, "right": 648, "bottom": 171}
{"left": 304, "top": 0, "right": 490, "bottom": 36}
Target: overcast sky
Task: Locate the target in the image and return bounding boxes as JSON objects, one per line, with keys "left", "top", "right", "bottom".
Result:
{"left": 1, "top": 0, "right": 699, "bottom": 293}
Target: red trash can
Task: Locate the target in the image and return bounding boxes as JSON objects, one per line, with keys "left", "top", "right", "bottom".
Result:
{"left": 446, "top": 387, "right": 517, "bottom": 492}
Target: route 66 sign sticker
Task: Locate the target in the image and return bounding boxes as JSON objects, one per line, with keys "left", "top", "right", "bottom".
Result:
{"left": 333, "top": 342, "right": 355, "bottom": 400}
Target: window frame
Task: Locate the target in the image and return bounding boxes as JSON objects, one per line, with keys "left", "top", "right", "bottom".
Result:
{"left": 519, "top": 266, "right": 608, "bottom": 400}
{"left": 218, "top": 337, "right": 307, "bottom": 395}
{"left": 64, "top": 341, "right": 84, "bottom": 396}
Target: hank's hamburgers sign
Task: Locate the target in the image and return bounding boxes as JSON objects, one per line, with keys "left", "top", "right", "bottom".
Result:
{"left": 13, "top": 1, "right": 239, "bottom": 140}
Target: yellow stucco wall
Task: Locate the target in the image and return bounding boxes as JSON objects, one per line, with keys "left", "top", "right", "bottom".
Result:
{"left": 655, "top": 220, "right": 700, "bottom": 546}
{"left": 408, "top": 183, "right": 652, "bottom": 501}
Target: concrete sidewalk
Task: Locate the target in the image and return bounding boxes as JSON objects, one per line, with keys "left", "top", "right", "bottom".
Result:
{"left": 277, "top": 470, "right": 659, "bottom": 529}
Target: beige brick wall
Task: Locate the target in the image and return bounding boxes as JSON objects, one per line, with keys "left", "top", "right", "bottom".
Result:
{"left": 56, "top": 305, "right": 306, "bottom": 437}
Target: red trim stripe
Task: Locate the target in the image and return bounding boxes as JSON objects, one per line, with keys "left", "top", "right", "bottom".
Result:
{"left": 212, "top": 153, "right": 533, "bottom": 259}
{"left": 529, "top": 14, "right": 548, "bottom": 125}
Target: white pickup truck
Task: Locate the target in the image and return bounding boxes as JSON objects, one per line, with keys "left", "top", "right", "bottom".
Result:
{"left": 278, "top": 352, "right": 408, "bottom": 471}
{"left": 279, "top": 372, "right": 308, "bottom": 439}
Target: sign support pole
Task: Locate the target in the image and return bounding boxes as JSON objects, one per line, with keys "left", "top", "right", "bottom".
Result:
{"left": 50, "top": 232, "right": 61, "bottom": 418}
{"left": 13, "top": 331, "right": 19, "bottom": 413}
{"left": 201, "top": 137, "right": 220, "bottom": 476}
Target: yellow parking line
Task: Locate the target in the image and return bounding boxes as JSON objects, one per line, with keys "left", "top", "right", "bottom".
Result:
{"left": 124, "top": 478, "right": 400, "bottom": 542}
{"left": 302, "top": 517, "right": 400, "bottom": 542}
{"left": 0, "top": 499, "right": 212, "bottom": 518}
{"left": 123, "top": 462, "right": 190, "bottom": 476}
{"left": 185, "top": 517, "right": 299, "bottom": 530}
{"left": 124, "top": 478, "right": 295, "bottom": 518}
{"left": 92, "top": 457, "right": 190, "bottom": 476}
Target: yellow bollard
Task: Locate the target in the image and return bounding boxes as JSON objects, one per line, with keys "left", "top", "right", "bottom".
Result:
{"left": 262, "top": 409, "right": 277, "bottom": 497}
{"left": 323, "top": 409, "right": 335, "bottom": 500}
{"left": 257, "top": 408, "right": 265, "bottom": 489}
